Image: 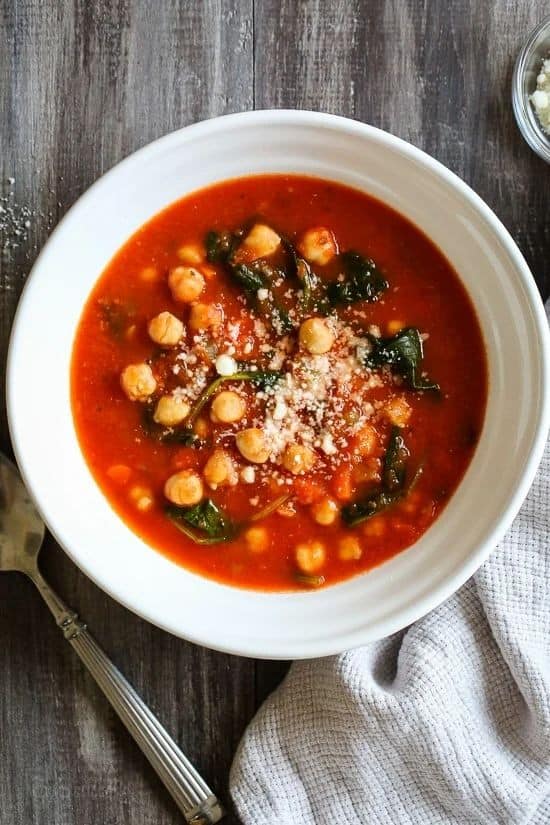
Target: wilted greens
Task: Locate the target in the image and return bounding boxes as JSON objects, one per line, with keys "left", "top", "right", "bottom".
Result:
{"left": 327, "top": 251, "right": 388, "bottom": 307}
{"left": 342, "top": 427, "right": 414, "bottom": 527}
{"left": 204, "top": 227, "right": 389, "bottom": 330}
{"left": 167, "top": 494, "right": 290, "bottom": 545}
{"left": 363, "top": 327, "right": 440, "bottom": 391}
{"left": 167, "top": 499, "right": 237, "bottom": 544}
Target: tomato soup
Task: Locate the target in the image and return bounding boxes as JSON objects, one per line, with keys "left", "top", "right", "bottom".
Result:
{"left": 71, "top": 175, "right": 487, "bottom": 591}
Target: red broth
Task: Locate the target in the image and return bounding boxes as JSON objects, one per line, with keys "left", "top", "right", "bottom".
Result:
{"left": 71, "top": 175, "right": 487, "bottom": 591}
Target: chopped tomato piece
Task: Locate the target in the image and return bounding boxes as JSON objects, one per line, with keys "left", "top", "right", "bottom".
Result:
{"left": 294, "top": 477, "right": 326, "bottom": 505}
{"left": 332, "top": 464, "right": 354, "bottom": 502}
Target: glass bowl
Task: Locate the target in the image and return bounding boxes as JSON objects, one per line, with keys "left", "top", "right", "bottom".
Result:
{"left": 513, "top": 15, "right": 550, "bottom": 162}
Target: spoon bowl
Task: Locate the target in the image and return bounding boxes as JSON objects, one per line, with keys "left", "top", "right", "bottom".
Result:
{"left": 0, "top": 454, "right": 44, "bottom": 575}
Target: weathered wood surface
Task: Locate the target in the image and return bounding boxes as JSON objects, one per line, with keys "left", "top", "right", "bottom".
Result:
{"left": 0, "top": 2, "right": 548, "bottom": 823}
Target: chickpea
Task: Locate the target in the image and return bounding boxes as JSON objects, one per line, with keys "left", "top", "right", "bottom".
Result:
{"left": 299, "top": 317, "right": 335, "bottom": 355}
{"left": 168, "top": 266, "right": 205, "bottom": 303}
{"left": 297, "top": 227, "right": 338, "bottom": 265}
{"left": 203, "top": 449, "right": 236, "bottom": 488}
{"left": 311, "top": 496, "right": 339, "bottom": 525}
{"left": 387, "top": 319, "right": 405, "bottom": 335}
{"left": 244, "top": 526, "right": 269, "bottom": 553}
{"left": 188, "top": 302, "right": 223, "bottom": 332}
{"left": 210, "top": 390, "right": 246, "bottom": 423}
{"left": 338, "top": 535, "right": 362, "bottom": 561}
{"left": 164, "top": 470, "right": 203, "bottom": 506}
{"left": 129, "top": 485, "right": 154, "bottom": 513}
{"left": 282, "top": 443, "right": 317, "bottom": 475}
{"left": 120, "top": 363, "right": 157, "bottom": 401}
{"left": 153, "top": 395, "right": 190, "bottom": 427}
{"left": 351, "top": 424, "right": 378, "bottom": 457}
{"left": 384, "top": 397, "right": 412, "bottom": 427}
{"left": 235, "top": 223, "right": 281, "bottom": 262}
{"left": 235, "top": 428, "right": 270, "bottom": 463}
{"left": 295, "top": 540, "right": 326, "bottom": 574}
{"left": 137, "top": 497, "right": 153, "bottom": 512}
{"left": 147, "top": 311, "right": 184, "bottom": 347}
{"left": 177, "top": 243, "right": 204, "bottom": 265}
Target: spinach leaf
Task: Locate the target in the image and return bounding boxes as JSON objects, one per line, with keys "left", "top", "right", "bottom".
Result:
{"left": 207, "top": 229, "right": 299, "bottom": 334}
{"left": 99, "top": 300, "right": 134, "bottom": 339}
{"left": 205, "top": 229, "right": 240, "bottom": 263}
{"left": 341, "top": 488, "right": 402, "bottom": 526}
{"left": 156, "top": 429, "right": 201, "bottom": 446}
{"left": 230, "top": 262, "right": 266, "bottom": 293}
{"left": 167, "top": 493, "right": 290, "bottom": 546}
{"left": 297, "top": 257, "right": 316, "bottom": 308}
{"left": 341, "top": 427, "right": 410, "bottom": 527}
{"left": 295, "top": 258, "right": 332, "bottom": 315}
{"left": 284, "top": 242, "right": 387, "bottom": 314}
{"left": 283, "top": 239, "right": 328, "bottom": 314}
{"left": 383, "top": 426, "right": 409, "bottom": 490}
{"left": 237, "top": 262, "right": 294, "bottom": 333}
{"left": 226, "top": 259, "right": 294, "bottom": 334}
{"left": 241, "top": 369, "right": 282, "bottom": 389}
{"left": 270, "top": 303, "right": 294, "bottom": 334}
{"left": 167, "top": 499, "right": 237, "bottom": 544}
{"left": 363, "top": 327, "right": 440, "bottom": 391}
{"left": 328, "top": 251, "right": 388, "bottom": 306}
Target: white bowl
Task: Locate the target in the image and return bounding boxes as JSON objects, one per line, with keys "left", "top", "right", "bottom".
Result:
{"left": 7, "top": 111, "right": 550, "bottom": 659}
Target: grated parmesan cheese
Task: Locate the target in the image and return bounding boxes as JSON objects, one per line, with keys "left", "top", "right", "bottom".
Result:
{"left": 241, "top": 466, "right": 256, "bottom": 483}
{"left": 157, "top": 299, "right": 424, "bottom": 485}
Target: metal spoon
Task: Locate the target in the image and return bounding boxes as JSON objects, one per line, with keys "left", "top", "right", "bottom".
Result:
{"left": 0, "top": 452, "right": 224, "bottom": 825}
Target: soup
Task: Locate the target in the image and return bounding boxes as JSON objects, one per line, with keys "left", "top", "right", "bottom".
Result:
{"left": 71, "top": 175, "right": 487, "bottom": 591}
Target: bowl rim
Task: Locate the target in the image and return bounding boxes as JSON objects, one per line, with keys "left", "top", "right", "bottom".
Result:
{"left": 7, "top": 109, "right": 550, "bottom": 658}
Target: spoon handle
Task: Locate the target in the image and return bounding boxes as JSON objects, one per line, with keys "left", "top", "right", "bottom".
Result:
{"left": 31, "top": 570, "right": 224, "bottom": 825}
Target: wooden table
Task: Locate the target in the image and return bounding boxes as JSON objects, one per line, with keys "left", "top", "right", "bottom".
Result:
{"left": 0, "top": 2, "right": 548, "bottom": 823}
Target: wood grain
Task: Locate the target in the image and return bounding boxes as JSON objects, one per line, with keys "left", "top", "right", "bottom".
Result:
{"left": 0, "top": 1, "right": 548, "bottom": 824}
{"left": 0, "top": 2, "right": 253, "bottom": 824}
{"left": 255, "top": 0, "right": 550, "bottom": 299}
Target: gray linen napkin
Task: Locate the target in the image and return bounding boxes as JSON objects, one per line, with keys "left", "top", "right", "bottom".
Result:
{"left": 230, "top": 305, "right": 550, "bottom": 825}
